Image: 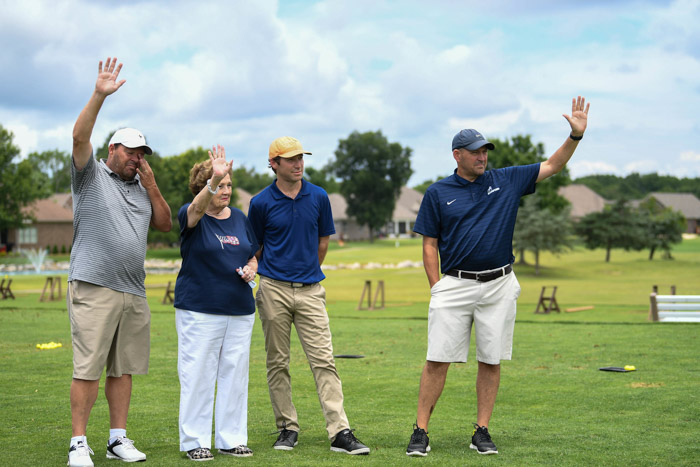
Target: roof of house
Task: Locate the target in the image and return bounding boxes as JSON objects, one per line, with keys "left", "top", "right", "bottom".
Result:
{"left": 22, "top": 193, "right": 73, "bottom": 222}
{"left": 235, "top": 188, "right": 252, "bottom": 215}
{"left": 643, "top": 192, "right": 700, "bottom": 218}
{"left": 328, "top": 193, "right": 348, "bottom": 221}
{"left": 558, "top": 184, "right": 607, "bottom": 218}
{"left": 392, "top": 186, "right": 423, "bottom": 221}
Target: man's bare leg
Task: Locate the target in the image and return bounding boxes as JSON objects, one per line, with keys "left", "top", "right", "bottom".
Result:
{"left": 416, "top": 361, "right": 450, "bottom": 430}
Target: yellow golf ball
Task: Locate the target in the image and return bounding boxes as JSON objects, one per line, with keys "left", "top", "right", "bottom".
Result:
{"left": 624, "top": 365, "right": 636, "bottom": 371}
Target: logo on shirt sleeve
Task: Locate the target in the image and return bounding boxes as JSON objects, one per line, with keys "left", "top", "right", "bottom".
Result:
{"left": 215, "top": 234, "right": 240, "bottom": 249}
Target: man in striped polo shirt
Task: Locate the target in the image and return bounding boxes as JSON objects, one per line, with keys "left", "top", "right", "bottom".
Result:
{"left": 406, "top": 97, "right": 590, "bottom": 457}
{"left": 66, "top": 57, "right": 172, "bottom": 467}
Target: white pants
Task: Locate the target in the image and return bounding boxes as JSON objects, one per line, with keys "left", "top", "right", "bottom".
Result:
{"left": 176, "top": 309, "right": 255, "bottom": 451}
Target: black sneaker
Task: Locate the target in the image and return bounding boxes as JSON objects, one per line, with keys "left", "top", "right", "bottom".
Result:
{"left": 406, "top": 424, "right": 431, "bottom": 456}
{"left": 273, "top": 429, "right": 298, "bottom": 451}
{"left": 330, "top": 429, "right": 370, "bottom": 455}
{"left": 470, "top": 424, "right": 498, "bottom": 455}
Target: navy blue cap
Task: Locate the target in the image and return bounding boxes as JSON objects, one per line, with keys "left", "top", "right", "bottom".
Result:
{"left": 452, "top": 129, "right": 495, "bottom": 151}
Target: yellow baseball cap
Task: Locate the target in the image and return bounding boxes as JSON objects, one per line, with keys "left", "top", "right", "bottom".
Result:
{"left": 268, "top": 136, "right": 312, "bottom": 160}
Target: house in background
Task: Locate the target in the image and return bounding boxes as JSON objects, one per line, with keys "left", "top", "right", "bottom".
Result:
{"left": 385, "top": 186, "right": 423, "bottom": 238}
{"left": 8, "top": 193, "right": 74, "bottom": 252}
{"left": 235, "top": 187, "right": 253, "bottom": 215}
{"left": 639, "top": 192, "right": 700, "bottom": 234}
{"left": 557, "top": 184, "right": 607, "bottom": 220}
{"left": 328, "top": 193, "right": 370, "bottom": 241}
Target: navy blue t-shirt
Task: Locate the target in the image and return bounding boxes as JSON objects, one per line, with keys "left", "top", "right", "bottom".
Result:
{"left": 248, "top": 179, "right": 335, "bottom": 284}
{"left": 414, "top": 164, "right": 540, "bottom": 272}
{"left": 174, "top": 204, "right": 257, "bottom": 315}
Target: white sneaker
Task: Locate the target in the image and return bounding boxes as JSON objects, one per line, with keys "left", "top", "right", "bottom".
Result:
{"left": 106, "top": 436, "right": 147, "bottom": 462}
{"left": 67, "top": 441, "right": 94, "bottom": 467}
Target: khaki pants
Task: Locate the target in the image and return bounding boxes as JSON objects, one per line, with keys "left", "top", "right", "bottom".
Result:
{"left": 256, "top": 276, "right": 349, "bottom": 439}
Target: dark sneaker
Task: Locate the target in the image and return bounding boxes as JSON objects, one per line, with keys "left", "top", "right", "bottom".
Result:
{"left": 330, "top": 429, "right": 370, "bottom": 455}
{"left": 406, "top": 424, "right": 431, "bottom": 457}
{"left": 106, "top": 437, "right": 146, "bottom": 462}
{"left": 470, "top": 424, "right": 498, "bottom": 455}
{"left": 187, "top": 447, "right": 214, "bottom": 461}
{"left": 273, "top": 429, "right": 298, "bottom": 451}
{"left": 219, "top": 445, "right": 253, "bottom": 457}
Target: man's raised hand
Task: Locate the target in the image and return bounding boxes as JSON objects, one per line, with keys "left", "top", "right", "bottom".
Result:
{"left": 95, "top": 57, "right": 126, "bottom": 97}
{"left": 563, "top": 96, "right": 590, "bottom": 137}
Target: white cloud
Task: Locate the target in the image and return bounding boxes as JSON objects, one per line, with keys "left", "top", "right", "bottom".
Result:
{"left": 680, "top": 150, "right": 700, "bottom": 162}
{"left": 1, "top": 0, "right": 699, "bottom": 185}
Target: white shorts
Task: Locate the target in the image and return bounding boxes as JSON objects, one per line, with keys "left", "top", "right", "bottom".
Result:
{"left": 426, "top": 271, "right": 520, "bottom": 364}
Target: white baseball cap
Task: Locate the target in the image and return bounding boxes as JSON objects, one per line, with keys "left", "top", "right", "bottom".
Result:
{"left": 108, "top": 128, "right": 153, "bottom": 155}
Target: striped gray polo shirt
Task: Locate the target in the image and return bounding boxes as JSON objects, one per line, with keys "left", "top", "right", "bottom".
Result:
{"left": 69, "top": 156, "right": 152, "bottom": 297}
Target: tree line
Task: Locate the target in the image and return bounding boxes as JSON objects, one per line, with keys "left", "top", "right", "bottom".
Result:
{"left": 1, "top": 123, "right": 694, "bottom": 268}
{"left": 0, "top": 125, "right": 412, "bottom": 247}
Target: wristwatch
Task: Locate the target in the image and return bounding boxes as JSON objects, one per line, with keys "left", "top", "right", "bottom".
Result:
{"left": 569, "top": 133, "right": 583, "bottom": 141}
{"left": 206, "top": 179, "right": 219, "bottom": 195}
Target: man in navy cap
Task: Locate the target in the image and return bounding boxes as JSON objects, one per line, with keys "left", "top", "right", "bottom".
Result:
{"left": 406, "top": 97, "right": 590, "bottom": 457}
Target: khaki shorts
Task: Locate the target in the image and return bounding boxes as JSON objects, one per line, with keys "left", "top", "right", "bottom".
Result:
{"left": 426, "top": 271, "right": 520, "bottom": 365}
{"left": 68, "top": 280, "right": 150, "bottom": 380}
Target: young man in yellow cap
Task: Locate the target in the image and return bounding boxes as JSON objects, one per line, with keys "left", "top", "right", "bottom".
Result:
{"left": 248, "top": 136, "right": 369, "bottom": 455}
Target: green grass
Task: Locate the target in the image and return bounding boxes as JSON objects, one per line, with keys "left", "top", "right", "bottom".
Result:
{"left": 1, "top": 238, "right": 699, "bottom": 465}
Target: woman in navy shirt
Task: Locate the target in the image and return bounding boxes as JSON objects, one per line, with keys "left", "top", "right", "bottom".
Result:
{"left": 174, "top": 145, "right": 258, "bottom": 461}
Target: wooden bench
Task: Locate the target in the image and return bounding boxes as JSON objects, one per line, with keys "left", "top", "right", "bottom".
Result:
{"left": 534, "top": 286, "right": 560, "bottom": 314}
{"left": 1, "top": 278, "right": 14, "bottom": 300}
{"left": 649, "top": 293, "right": 700, "bottom": 322}
{"left": 162, "top": 281, "right": 175, "bottom": 305}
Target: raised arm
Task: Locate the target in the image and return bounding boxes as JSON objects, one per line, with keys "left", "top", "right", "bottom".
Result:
{"left": 537, "top": 96, "right": 590, "bottom": 183}
{"left": 72, "top": 57, "right": 126, "bottom": 170}
{"left": 186, "top": 145, "right": 233, "bottom": 228}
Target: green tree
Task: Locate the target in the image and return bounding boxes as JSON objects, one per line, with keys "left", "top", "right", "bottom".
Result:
{"left": 575, "top": 173, "right": 700, "bottom": 200}
{"left": 413, "top": 175, "right": 448, "bottom": 194}
{"left": 513, "top": 195, "right": 573, "bottom": 275}
{"left": 232, "top": 165, "right": 274, "bottom": 195}
{"left": 26, "top": 149, "right": 72, "bottom": 193}
{"left": 327, "top": 130, "right": 413, "bottom": 241}
{"left": 0, "top": 125, "right": 50, "bottom": 241}
{"left": 305, "top": 166, "right": 339, "bottom": 193}
{"left": 489, "top": 134, "right": 571, "bottom": 213}
{"left": 637, "top": 198, "right": 686, "bottom": 260}
{"left": 575, "top": 199, "right": 646, "bottom": 262}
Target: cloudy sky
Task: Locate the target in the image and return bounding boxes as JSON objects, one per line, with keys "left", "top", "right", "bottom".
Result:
{"left": 2, "top": 0, "right": 699, "bottom": 185}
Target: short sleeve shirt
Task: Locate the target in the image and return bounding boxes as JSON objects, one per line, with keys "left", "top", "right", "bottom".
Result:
{"left": 174, "top": 204, "right": 257, "bottom": 315}
{"left": 413, "top": 164, "right": 540, "bottom": 272}
{"left": 248, "top": 179, "right": 335, "bottom": 284}
{"left": 69, "top": 157, "right": 152, "bottom": 297}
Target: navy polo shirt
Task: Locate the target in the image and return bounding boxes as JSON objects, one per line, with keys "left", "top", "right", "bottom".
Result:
{"left": 174, "top": 204, "right": 257, "bottom": 315}
{"left": 414, "top": 163, "right": 540, "bottom": 272}
{"left": 248, "top": 179, "right": 335, "bottom": 284}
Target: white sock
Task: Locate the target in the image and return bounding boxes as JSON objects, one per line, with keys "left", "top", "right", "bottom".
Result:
{"left": 70, "top": 435, "right": 87, "bottom": 447}
{"left": 109, "top": 428, "right": 127, "bottom": 445}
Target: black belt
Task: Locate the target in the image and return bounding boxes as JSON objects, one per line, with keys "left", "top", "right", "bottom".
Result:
{"left": 445, "top": 264, "right": 512, "bottom": 282}
{"left": 262, "top": 276, "right": 317, "bottom": 288}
